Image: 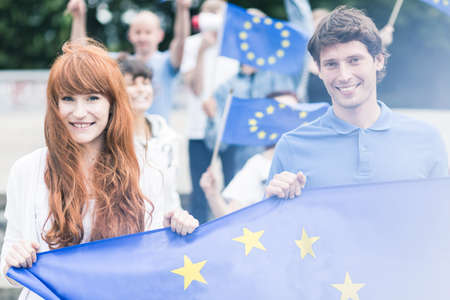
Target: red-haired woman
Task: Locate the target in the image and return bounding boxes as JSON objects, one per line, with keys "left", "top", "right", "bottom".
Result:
{"left": 0, "top": 40, "right": 198, "bottom": 298}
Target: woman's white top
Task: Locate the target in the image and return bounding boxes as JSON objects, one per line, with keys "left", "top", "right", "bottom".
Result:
{"left": 0, "top": 147, "right": 167, "bottom": 299}
{"left": 134, "top": 114, "right": 181, "bottom": 212}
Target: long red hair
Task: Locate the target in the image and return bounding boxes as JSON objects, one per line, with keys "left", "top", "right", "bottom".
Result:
{"left": 44, "top": 39, "right": 153, "bottom": 249}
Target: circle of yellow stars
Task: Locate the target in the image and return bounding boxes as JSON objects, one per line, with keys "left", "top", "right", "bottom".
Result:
{"left": 247, "top": 103, "right": 309, "bottom": 141}
{"left": 170, "top": 226, "right": 366, "bottom": 300}
{"left": 238, "top": 16, "right": 292, "bottom": 66}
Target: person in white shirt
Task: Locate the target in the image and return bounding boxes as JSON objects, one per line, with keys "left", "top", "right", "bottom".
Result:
{"left": 0, "top": 40, "right": 198, "bottom": 299}
{"left": 199, "top": 92, "right": 299, "bottom": 217}
{"left": 179, "top": 0, "right": 239, "bottom": 223}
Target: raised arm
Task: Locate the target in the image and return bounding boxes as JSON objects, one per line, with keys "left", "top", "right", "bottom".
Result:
{"left": 169, "top": 0, "right": 192, "bottom": 69}
{"left": 189, "top": 32, "right": 217, "bottom": 97}
{"left": 66, "top": 0, "right": 87, "bottom": 41}
{"left": 200, "top": 168, "right": 243, "bottom": 217}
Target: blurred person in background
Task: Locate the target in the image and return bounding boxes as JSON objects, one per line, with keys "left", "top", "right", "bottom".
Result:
{"left": 200, "top": 0, "right": 313, "bottom": 221}
{"left": 199, "top": 92, "right": 301, "bottom": 218}
{"left": 118, "top": 57, "right": 182, "bottom": 215}
{"left": 178, "top": 0, "right": 239, "bottom": 224}
{"left": 66, "top": 0, "right": 192, "bottom": 121}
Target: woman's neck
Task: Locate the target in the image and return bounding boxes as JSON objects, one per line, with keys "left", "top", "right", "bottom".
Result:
{"left": 80, "top": 137, "right": 104, "bottom": 197}
{"left": 81, "top": 136, "right": 103, "bottom": 172}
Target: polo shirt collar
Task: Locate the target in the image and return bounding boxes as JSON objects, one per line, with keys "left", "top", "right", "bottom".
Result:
{"left": 324, "top": 100, "right": 393, "bottom": 134}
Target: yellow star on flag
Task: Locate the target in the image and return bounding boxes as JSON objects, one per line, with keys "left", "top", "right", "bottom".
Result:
{"left": 248, "top": 118, "right": 257, "bottom": 126}
{"left": 255, "top": 111, "right": 264, "bottom": 118}
{"left": 171, "top": 255, "right": 207, "bottom": 290}
{"left": 266, "top": 105, "right": 275, "bottom": 114}
{"left": 331, "top": 272, "right": 365, "bottom": 300}
{"left": 232, "top": 227, "right": 266, "bottom": 255}
{"left": 295, "top": 227, "right": 320, "bottom": 259}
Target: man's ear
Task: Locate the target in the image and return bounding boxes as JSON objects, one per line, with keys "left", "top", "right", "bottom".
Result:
{"left": 157, "top": 29, "right": 165, "bottom": 44}
{"left": 127, "top": 29, "right": 132, "bottom": 43}
{"left": 317, "top": 62, "right": 324, "bottom": 80}
{"left": 374, "top": 53, "right": 385, "bottom": 71}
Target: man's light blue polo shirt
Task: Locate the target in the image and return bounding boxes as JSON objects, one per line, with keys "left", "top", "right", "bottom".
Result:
{"left": 268, "top": 101, "right": 448, "bottom": 188}
{"left": 145, "top": 51, "right": 178, "bottom": 121}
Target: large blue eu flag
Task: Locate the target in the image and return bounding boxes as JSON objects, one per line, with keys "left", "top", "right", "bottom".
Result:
{"left": 220, "top": 3, "right": 309, "bottom": 74}
{"left": 421, "top": 0, "right": 450, "bottom": 16}
{"left": 222, "top": 96, "right": 329, "bottom": 146}
{"left": 8, "top": 178, "right": 450, "bottom": 299}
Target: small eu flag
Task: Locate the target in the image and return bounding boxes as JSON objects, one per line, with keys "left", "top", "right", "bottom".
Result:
{"left": 420, "top": 0, "right": 450, "bottom": 16}
{"left": 221, "top": 96, "right": 329, "bottom": 146}
{"left": 7, "top": 178, "right": 450, "bottom": 299}
{"left": 220, "top": 3, "right": 309, "bottom": 74}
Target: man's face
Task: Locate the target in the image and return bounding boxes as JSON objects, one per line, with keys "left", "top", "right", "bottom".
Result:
{"left": 318, "top": 41, "right": 384, "bottom": 111}
{"left": 201, "top": 0, "right": 223, "bottom": 14}
{"left": 128, "top": 15, "right": 163, "bottom": 55}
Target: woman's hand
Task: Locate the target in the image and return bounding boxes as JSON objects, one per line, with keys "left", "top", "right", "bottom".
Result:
{"left": 163, "top": 209, "right": 199, "bottom": 236}
{"left": 3, "top": 240, "right": 40, "bottom": 273}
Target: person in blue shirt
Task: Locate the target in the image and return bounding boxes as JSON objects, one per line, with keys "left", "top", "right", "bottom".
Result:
{"left": 265, "top": 6, "right": 448, "bottom": 199}
{"left": 192, "top": 0, "right": 313, "bottom": 223}
{"left": 66, "top": 0, "right": 191, "bottom": 121}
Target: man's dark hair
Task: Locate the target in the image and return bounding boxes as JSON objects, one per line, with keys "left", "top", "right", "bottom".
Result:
{"left": 118, "top": 57, "right": 153, "bottom": 81}
{"left": 307, "top": 6, "right": 389, "bottom": 81}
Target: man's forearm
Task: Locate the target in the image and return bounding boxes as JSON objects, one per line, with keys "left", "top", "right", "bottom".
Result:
{"left": 170, "top": 2, "right": 191, "bottom": 68}
{"left": 190, "top": 47, "right": 207, "bottom": 97}
{"left": 70, "top": 13, "right": 87, "bottom": 41}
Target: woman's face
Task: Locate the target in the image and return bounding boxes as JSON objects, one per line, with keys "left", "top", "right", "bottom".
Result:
{"left": 124, "top": 74, "right": 153, "bottom": 115}
{"left": 58, "top": 93, "right": 110, "bottom": 148}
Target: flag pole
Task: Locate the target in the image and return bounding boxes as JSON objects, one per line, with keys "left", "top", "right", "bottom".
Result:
{"left": 387, "top": 0, "right": 404, "bottom": 27}
{"left": 210, "top": 89, "right": 233, "bottom": 167}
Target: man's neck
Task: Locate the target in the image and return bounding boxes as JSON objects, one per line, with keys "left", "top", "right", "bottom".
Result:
{"left": 135, "top": 48, "right": 157, "bottom": 62}
{"left": 333, "top": 99, "right": 381, "bottom": 129}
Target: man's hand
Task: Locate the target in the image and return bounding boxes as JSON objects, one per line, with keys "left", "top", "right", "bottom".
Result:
{"left": 202, "top": 97, "right": 217, "bottom": 118}
{"left": 200, "top": 31, "right": 217, "bottom": 51}
{"left": 379, "top": 24, "right": 394, "bottom": 47}
{"left": 66, "top": 0, "right": 86, "bottom": 19}
{"left": 265, "top": 171, "right": 306, "bottom": 199}
{"left": 176, "top": 0, "right": 192, "bottom": 9}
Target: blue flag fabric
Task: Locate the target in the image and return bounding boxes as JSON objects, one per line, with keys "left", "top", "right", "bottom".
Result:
{"left": 421, "top": 0, "right": 450, "bottom": 16}
{"left": 222, "top": 96, "right": 329, "bottom": 146}
{"left": 220, "top": 3, "right": 309, "bottom": 74}
{"left": 8, "top": 178, "right": 450, "bottom": 299}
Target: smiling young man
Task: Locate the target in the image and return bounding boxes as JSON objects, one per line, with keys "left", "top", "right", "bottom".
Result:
{"left": 265, "top": 6, "right": 448, "bottom": 198}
